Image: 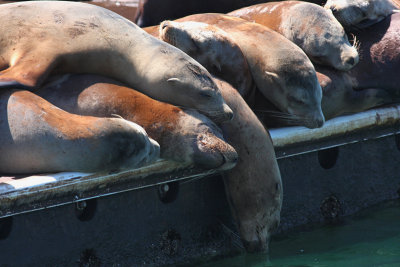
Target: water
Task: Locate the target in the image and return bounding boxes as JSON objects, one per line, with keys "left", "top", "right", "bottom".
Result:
{"left": 201, "top": 200, "right": 400, "bottom": 267}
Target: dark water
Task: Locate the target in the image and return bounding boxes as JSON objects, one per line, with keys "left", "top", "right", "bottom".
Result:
{"left": 201, "top": 200, "right": 400, "bottom": 267}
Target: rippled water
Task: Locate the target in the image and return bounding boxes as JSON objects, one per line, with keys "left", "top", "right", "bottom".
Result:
{"left": 201, "top": 200, "right": 400, "bottom": 267}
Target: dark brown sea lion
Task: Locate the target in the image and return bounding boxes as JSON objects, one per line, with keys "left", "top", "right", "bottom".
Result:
{"left": 229, "top": 1, "right": 359, "bottom": 71}
{"left": 317, "top": 66, "right": 395, "bottom": 120}
{"left": 146, "top": 14, "right": 325, "bottom": 129}
{"left": 134, "top": 0, "right": 326, "bottom": 27}
{"left": 348, "top": 13, "right": 400, "bottom": 95}
{"left": 325, "top": 0, "right": 399, "bottom": 30}
{"left": 0, "top": 1, "right": 233, "bottom": 123}
{"left": 0, "top": 89, "right": 159, "bottom": 174}
{"left": 36, "top": 74, "right": 238, "bottom": 171}
{"left": 216, "top": 77, "right": 282, "bottom": 252}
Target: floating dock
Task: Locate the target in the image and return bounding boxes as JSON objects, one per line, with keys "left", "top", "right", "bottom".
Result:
{"left": 1, "top": 105, "right": 400, "bottom": 266}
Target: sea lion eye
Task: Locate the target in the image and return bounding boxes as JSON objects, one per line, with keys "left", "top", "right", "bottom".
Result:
{"left": 199, "top": 91, "right": 213, "bottom": 98}
{"left": 162, "top": 21, "right": 169, "bottom": 30}
{"left": 288, "top": 95, "right": 305, "bottom": 105}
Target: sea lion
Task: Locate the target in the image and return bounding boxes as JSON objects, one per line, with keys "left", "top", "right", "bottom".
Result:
{"left": 215, "top": 77, "right": 282, "bottom": 252}
{"left": 0, "top": 1, "right": 233, "bottom": 123}
{"left": 254, "top": 12, "right": 400, "bottom": 123}
{"left": 317, "top": 65, "right": 395, "bottom": 120}
{"left": 229, "top": 1, "right": 360, "bottom": 71}
{"left": 147, "top": 14, "right": 325, "bottom": 129}
{"left": 134, "top": 0, "right": 326, "bottom": 27}
{"left": 159, "top": 20, "right": 253, "bottom": 97}
{"left": 36, "top": 74, "right": 238, "bottom": 171}
{"left": 348, "top": 13, "right": 400, "bottom": 95}
{"left": 325, "top": 0, "right": 399, "bottom": 30}
{"left": 0, "top": 89, "right": 159, "bottom": 174}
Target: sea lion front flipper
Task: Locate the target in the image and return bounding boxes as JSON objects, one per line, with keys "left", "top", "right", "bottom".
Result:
{"left": 0, "top": 57, "right": 54, "bottom": 89}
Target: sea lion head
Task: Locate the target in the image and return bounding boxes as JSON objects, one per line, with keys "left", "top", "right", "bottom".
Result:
{"left": 325, "top": 0, "right": 398, "bottom": 29}
{"left": 160, "top": 20, "right": 233, "bottom": 73}
{"left": 154, "top": 45, "right": 234, "bottom": 124}
{"left": 112, "top": 119, "right": 161, "bottom": 170}
{"left": 164, "top": 109, "right": 238, "bottom": 170}
{"left": 283, "top": 2, "right": 359, "bottom": 71}
{"left": 159, "top": 20, "right": 252, "bottom": 96}
{"left": 265, "top": 61, "right": 325, "bottom": 129}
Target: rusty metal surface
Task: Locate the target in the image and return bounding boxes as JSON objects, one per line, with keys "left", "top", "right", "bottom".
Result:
{"left": 0, "top": 160, "right": 218, "bottom": 218}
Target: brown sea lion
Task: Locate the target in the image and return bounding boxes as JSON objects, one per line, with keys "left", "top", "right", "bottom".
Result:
{"left": 146, "top": 14, "right": 325, "bottom": 129}
{"left": 325, "top": 0, "right": 399, "bottom": 30}
{"left": 134, "top": 0, "right": 326, "bottom": 27}
{"left": 36, "top": 74, "right": 238, "bottom": 171}
{"left": 159, "top": 20, "right": 253, "bottom": 97}
{"left": 229, "top": 1, "right": 360, "bottom": 71}
{"left": 0, "top": 89, "right": 159, "bottom": 174}
{"left": 0, "top": 1, "right": 233, "bottom": 123}
{"left": 216, "top": 77, "right": 282, "bottom": 252}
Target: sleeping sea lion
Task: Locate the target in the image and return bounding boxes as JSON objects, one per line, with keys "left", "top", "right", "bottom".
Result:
{"left": 146, "top": 14, "right": 325, "bottom": 129}
{"left": 229, "top": 1, "right": 360, "bottom": 71}
{"left": 325, "top": 0, "right": 399, "bottom": 30}
{"left": 0, "top": 1, "right": 233, "bottom": 123}
{"left": 36, "top": 74, "right": 238, "bottom": 171}
{"left": 0, "top": 89, "right": 159, "bottom": 174}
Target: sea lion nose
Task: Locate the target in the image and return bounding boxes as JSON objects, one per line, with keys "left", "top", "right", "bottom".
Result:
{"left": 223, "top": 103, "right": 234, "bottom": 121}
{"left": 345, "top": 56, "right": 355, "bottom": 66}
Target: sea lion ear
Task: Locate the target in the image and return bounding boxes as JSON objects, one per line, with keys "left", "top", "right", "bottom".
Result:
{"left": 265, "top": 71, "right": 279, "bottom": 81}
{"left": 213, "top": 62, "right": 222, "bottom": 72}
{"left": 167, "top": 77, "right": 182, "bottom": 83}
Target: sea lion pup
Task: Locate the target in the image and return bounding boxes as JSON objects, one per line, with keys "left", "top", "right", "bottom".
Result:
{"left": 159, "top": 20, "right": 253, "bottom": 97}
{"left": 325, "top": 0, "right": 399, "bottom": 30}
{"left": 0, "top": 1, "right": 233, "bottom": 123}
{"left": 0, "top": 90, "right": 159, "bottom": 174}
{"left": 36, "top": 74, "right": 238, "bottom": 171}
{"left": 229, "top": 1, "right": 360, "bottom": 71}
{"left": 215, "top": 77, "right": 282, "bottom": 252}
{"left": 147, "top": 14, "right": 325, "bottom": 129}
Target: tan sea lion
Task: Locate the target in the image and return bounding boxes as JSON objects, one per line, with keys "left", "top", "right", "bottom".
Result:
{"left": 216, "top": 77, "right": 282, "bottom": 252}
{"left": 325, "top": 0, "right": 399, "bottom": 30}
{"left": 36, "top": 74, "right": 238, "bottom": 171}
{"left": 0, "top": 89, "right": 159, "bottom": 174}
{"left": 147, "top": 14, "right": 325, "bottom": 128}
{"left": 255, "top": 12, "right": 400, "bottom": 123}
{"left": 159, "top": 20, "right": 253, "bottom": 97}
{"left": 0, "top": 1, "right": 233, "bottom": 123}
{"left": 229, "top": 1, "right": 360, "bottom": 71}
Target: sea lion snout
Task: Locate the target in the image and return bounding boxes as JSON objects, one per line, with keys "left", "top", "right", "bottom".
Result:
{"left": 204, "top": 103, "right": 234, "bottom": 123}
{"left": 193, "top": 132, "right": 238, "bottom": 170}
{"left": 339, "top": 47, "right": 359, "bottom": 70}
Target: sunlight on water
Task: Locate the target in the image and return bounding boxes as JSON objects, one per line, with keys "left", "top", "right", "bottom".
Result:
{"left": 201, "top": 200, "right": 400, "bottom": 267}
